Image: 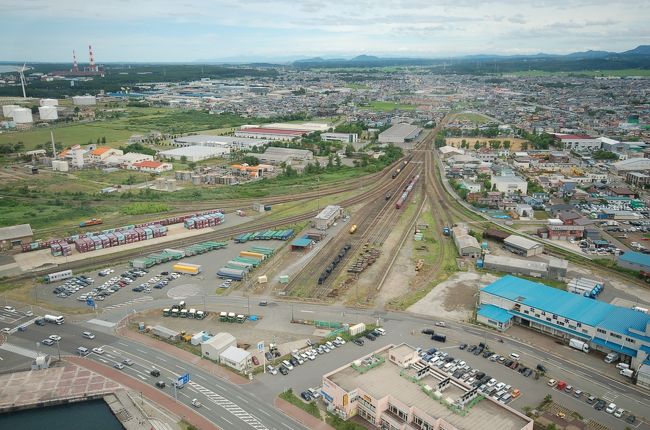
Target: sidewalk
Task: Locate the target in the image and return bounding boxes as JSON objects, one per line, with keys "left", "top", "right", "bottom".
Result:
{"left": 66, "top": 356, "right": 221, "bottom": 430}
{"left": 117, "top": 324, "right": 250, "bottom": 385}
{"left": 274, "top": 398, "right": 334, "bottom": 430}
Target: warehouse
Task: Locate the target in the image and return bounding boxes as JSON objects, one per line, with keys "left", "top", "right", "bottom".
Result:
{"left": 503, "top": 235, "right": 544, "bottom": 257}
{"left": 617, "top": 251, "right": 650, "bottom": 272}
{"left": 479, "top": 275, "right": 650, "bottom": 371}
{"left": 611, "top": 157, "right": 650, "bottom": 174}
{"left": 378, "top": 123, "right": 422, "bottom": 146}
{"left": 313, "top": 205, "right": 343, "bottom": 230}
{"left": 482, "top": 254, "right": 568, "bottom": 280}
{"left": 219, "top": 345, "right": 252, "bottom": 372}
{"left": 0, "top": 224, "right": 33, "bottom": 251}
{"left": 452, "top": 223, "right": 481, "bottom": 258}
{"left": 201, "top": 332, "right": 236, "bottom": 360}
{"left": 491, "top": 175, "right": 528, "bottom": 195}
{"left": 160, "top": 145, "right": 227, "bottom": 162}
{"left": 247, "top": 147, "right": 313, "bottom": 165}
{"left": 172, "top": 135, "right": 268, "bottom": 150}
{"left": 235, "top": 127, "right": 306, "bottom": 141}
{"left": 321, "top": 132, "right": 358, "bottom": 143}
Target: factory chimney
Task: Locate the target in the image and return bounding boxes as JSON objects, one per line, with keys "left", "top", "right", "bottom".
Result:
{"left": 88, "top": 45, "right": 96, "bottom": 72}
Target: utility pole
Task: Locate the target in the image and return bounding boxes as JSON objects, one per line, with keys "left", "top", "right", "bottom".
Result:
{"left": 56, "top": 339, "right": 61, "bottom": 362}
{"left": 247, "top": 294, "right": 250, "bottom": 316}
{"left": 291, "top": 304, "right": 294, "bottom": 323}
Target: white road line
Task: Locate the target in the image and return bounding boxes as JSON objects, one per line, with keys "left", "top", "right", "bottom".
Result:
{"left": 299, "top": 310, "right": 314, "bottom": 313}
{"left": 222, "top": 417, "right": 233, "bottom": 425}
{"left": 281, "top": 423, "right": 294, "bottom": 430}
{"left": 137, "top": 349, "right": 146, "bottom": 354}
{"left": 117, "top": 342, "right": 128, "bottom": 347}
{"left": 259, "top": 410, "right": 271, "bottom": 417}
{"left": 99, "top": 358, "right": 107, "bottom": 363}
{"left": 195, "top": 374, "right": 206, "bottom": 381}
{"left": 202, "top": 404, "right": 211, "bottom": 411}
{"left": 137, "top": 375, "right": 146, "bottom": 380}
{"left": 237, "top": 395, "right": 249, "bottom": 403}
{"left": 155, "top": 356, "right": 167, "bottom": 362}
{"left": 180, "top": 392, "right": 190, "bottom": 398}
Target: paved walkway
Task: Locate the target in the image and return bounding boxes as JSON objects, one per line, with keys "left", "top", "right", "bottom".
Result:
{"left": 116, "top": 325, "right": 250, "bottom": 385}
{"left": 66, "top": 356, "right": 221, "bottom": 430}
{"left": 274, "top": 398, "right": 334, "bottom": 430}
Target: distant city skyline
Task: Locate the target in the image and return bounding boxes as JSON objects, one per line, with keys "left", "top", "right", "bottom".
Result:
{"left": 1, "top": 0, "right": 649, "bottom": 63}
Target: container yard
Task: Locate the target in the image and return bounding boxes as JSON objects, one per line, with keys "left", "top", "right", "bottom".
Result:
{"left": 21, "top": 209, "right": 225, "bottom": 253}
{"left": 73, "top": 224, "right": 168, "bottom": 254}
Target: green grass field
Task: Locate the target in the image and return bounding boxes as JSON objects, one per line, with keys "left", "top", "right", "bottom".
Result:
{"left": 361, "top": 101, "right": 416, "bottom": 112}
{"left": 504, "top": 69, "right": 650, "bottom": 77}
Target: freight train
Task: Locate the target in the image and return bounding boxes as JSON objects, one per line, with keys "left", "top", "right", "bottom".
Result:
{"left": 318, "top": 244, "right": 352, "bottom": 285}
{"left": 79, "top": 218, "right": 103, "bottom": 228}
{"left": 391, "top": 159, "right": 410, "bottom": 179}
{"left": 396, "top": 175, "right": 420, "bottom": 209}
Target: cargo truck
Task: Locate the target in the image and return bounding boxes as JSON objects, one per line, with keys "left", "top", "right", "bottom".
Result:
{"left": 172, "top": 263, "right": 202, "bottom": 275}
{"left": 569, "top": 338, "right": 590, "bottom": 353}
{"left": 620, "top": 368, "right": 634, "bottom": 378}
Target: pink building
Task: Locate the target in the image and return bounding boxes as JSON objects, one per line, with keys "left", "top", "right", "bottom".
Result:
{"left": 321, "top": 344, "right": 533, "bottom": 430}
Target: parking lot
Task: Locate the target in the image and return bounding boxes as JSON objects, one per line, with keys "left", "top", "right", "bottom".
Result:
{"left": 37, "top": 239, "right": 288, "bottom": 311}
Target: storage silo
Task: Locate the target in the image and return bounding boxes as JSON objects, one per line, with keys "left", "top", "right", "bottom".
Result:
{"left": 39, "top": 106, "right": 58, "bottom": 121}
{"left": 72, "top": 95, "right": 97, "bottom": 106}
{"left": 40, "top": 98, "right": 59, "bottom": 107}
{"left": 2, "top": 104, "right": 20, "bottom": 118}
{"left": 12, "top": 108, "right": 33, "bottom": 124}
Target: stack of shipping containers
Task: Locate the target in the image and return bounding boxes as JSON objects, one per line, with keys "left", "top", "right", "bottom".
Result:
{"left": 184, "top": 212, "right": 226, "bottom": 229}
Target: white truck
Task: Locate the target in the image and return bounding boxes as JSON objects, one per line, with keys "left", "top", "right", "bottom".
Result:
{"left": 44, "top": 314, "right": 65, "bottom": 325}
{"left": 620, "top": 368, "right": 634, "bottom": 378}
{"left": 568, "top": 338, "right": 590, "bottom": 353}
{"left": 604, "top": 352, "right": 619, "bottom": 363}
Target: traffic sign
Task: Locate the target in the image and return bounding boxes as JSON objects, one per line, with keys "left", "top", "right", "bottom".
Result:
{"left": 178, "top": 373, "right": 190, "bottom": 385}
{"left": 86, "top": 297, "right": 96, "bottom": 308}
{"left": 256, "top": 341, "right": 264, "bottom": 352}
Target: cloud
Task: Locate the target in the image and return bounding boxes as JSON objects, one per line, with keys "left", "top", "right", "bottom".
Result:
{"left": 0, "top": 0, "right": 648, "bottom": 61}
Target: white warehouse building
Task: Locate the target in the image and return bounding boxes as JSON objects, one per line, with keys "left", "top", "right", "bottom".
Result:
{"left": 38, "top": 106, "right": 58, "bottom": 121}
{"left": 72, "top": 95, "right": 97, "bottom": 106}
{"left": 160, "top": 145, "right": 228, "bottom": 162}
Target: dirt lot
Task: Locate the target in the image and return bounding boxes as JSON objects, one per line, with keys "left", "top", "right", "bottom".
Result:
{"left": 138, "top": 307, "right": 324, "bottom": 360}
{"left": 407, "top": 271, "right": 499, "bottom": 321}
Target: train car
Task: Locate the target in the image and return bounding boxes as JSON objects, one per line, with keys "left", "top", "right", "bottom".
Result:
{"left": 392, "top": 168, "right": 401, "bottom": 179}
{"left": 79, "top": 218, "right": 103, "bottom": 228}
{"left": 349, "top": 224, "right": 357, "bottom": 234}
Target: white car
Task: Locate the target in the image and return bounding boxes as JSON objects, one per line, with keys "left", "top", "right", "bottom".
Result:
{"left": 1, "top": 327, "right": 11, "bottom": 334}
{"left": 614, "top": 408, "right": 624, "bottom": 418}
{"left": 92, "top": 347, "right": 105, "bottom": 355}
{"left": 3, "top": 306, "right": 16, "bottom": 313}
{"left": 434, "top": 321, "right": 446, "bottom": 327}
{"left": 49, "top": 334, "right": 62, "bottom": 341}
{"left": 605, "top": 403, "right": 617, "bottom": 414}
{"left": 267, "top": 365, "right": 278, "bottom": 375}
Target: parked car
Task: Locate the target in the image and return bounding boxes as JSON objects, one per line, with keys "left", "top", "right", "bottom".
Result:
{"left": 353, "top": 338, "right": 364, "bottom": 346}
{"left": 267, "top": 365, "right": 277, "bottom": 375}
{"left": 421, "top": 328, "right": 435, "bottom": 335}
{"left": 459, "top": 343, "right": 467, "bottom": 350}
{"left": 252, "top": 356, "right": 260, "bottom": 366}
{"left": 594, "top": 400, "right": 606, "bottom": 411}
{"left": 279, "top": 366, "right": 289, "bottom": 375}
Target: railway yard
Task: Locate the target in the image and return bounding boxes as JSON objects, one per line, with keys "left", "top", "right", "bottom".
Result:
{"left": 2, "top": 122, "right": 650, "bottom": 430}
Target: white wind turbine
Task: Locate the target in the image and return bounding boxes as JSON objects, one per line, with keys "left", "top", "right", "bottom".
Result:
{"left": 19, "top": 63, "right": 27, "bottom": 98}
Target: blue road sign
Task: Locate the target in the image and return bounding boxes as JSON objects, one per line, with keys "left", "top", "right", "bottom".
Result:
{"left": 178, "top": 373, "right": 190, "bottom": 385}
{"left": 86, "top": 298, "right": 95, "bottom": 308}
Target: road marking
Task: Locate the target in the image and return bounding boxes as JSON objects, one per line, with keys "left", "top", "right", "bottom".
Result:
{"left": 299, "top": 310, "right": 314, "bottom": 313}
{"left": 222, "top": 417, "right": 233, "bottom": 426}
{"left": 281, "top": 423, "right": 294, "bottom": 430}
{"left": 259, "top": 409, "right": 271, "bottom": 417}
{"left": 237, "top": 395, "right": 249, "bottom": 403}
{"left": 117, "top": 343, "right": 128, "bottom": 347}
{"left": 180, "top": 391, "right": 190, "bottom": 398}
{"left": 137, "top": 375, "right": 146, "bottom": 380}
{"left": 155, "top": 356, "right": 167, "bottom": 362}
{"left": 202, "top": 404, "right": 211, "bottom": 411}
{"left": 137, "top": 349, "right": 146, "bottom": 354}
{"left": 195, "top": 374, "right": 206, "bottom": 381}
{"left": 99, "top": 358, "right": 107, "bottom": 363}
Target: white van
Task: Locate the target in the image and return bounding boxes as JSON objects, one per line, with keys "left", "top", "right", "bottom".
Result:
{"left": 616, "top": 363, "right": 629, "bottom": 370}
{"left": 82, "top": 331, "right": 95, "bottom": 339}
{"left": 282, "top": 360, "right": 294, "bottom": 370}
{"left": 77, "top": 347, "right": 90, "bottom": 356}
{"left": 375, "top": 328, "right": 386, "bottom": 336}
{"left": 509, "top": 353, "right": 520, "bottom": 361}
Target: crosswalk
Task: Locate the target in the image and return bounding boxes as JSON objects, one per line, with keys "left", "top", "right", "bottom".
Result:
{"left": 102, "top": 296, "right": 153, "bottom": 311}
{"left": 188, "top": 381, "right": 269, "bottom": 430}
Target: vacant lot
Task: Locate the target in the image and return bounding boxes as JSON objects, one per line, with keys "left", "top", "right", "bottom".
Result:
{"left": 450, "top": 112, "right": 492, "bottom": 124}
{"left": 361, "top": 101, "right": 416, "bottom": 111}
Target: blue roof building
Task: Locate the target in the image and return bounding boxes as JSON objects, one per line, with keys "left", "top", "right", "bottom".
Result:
{"left": 479, "top": 275, "right": 650, "bottom": 372}
{"left": 618, "top": 251, "right": 650, "bottom": 272}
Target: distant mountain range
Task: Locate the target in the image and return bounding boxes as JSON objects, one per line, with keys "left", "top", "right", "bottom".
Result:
{"left": 292, "top": 46, "right": 650, "bottom": 71}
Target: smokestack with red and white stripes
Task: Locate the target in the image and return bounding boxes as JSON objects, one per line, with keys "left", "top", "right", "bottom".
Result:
{"left": 72, "top": 50, "right": 79, "bottom": 72}
{"left": 88, "top": 45, "right": 96, "bottom": 72}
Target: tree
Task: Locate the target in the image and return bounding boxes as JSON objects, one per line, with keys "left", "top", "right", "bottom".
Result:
{"left": 241, "top": 155, "right": 260, "bottom": 166}
{"left": 327, "top": 154, "right": 334, "bottom": 169}
{"left": 188, "top": 162, "right": 197, "bottom": 170}
{"left": 180, "top": 155, "right": 188, "bottom": 163}
{"left": 335, "top": 153, "right": 342, "bottom": 168}
{"left": 96, "top": 138, "right": 101, "bottom": 144}
{"left": 502, "top": 140, "right": 511, "bottom": 149}
{"left": 101, "top": 136, "right": 106, "bottom": 144}
{"left": 474, "top": 142, "right": 481, "bottom": 150}
{"left": 345, "top": 144, "right": 354, "bottom": 157}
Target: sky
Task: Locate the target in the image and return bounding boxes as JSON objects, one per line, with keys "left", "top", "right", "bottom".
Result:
{"left": 1, "top": 0, "right": 649, "bottom": 63}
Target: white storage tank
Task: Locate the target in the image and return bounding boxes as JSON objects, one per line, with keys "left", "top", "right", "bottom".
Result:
{"left": 72, "top": 95, "right": 97, "bottom": 106}
{"left": 2, "top": 104, "right": 20, "bottom": 118}
{"left": 40, "top": 98, "right": 59, "bottom": 107}
{"left": 12, "top": 107, "right": 33, "bottom": 124}
{"left": 38, "top": 106, "right": 58, "bottom": 121}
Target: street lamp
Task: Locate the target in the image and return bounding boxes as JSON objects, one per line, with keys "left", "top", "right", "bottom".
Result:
{"left": 55, "top": 339, "right": 61, "bottom": 362}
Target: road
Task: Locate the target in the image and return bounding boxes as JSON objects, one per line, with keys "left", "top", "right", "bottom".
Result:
{"left": 3, "top": 296, "right": 647, "bottom": 430}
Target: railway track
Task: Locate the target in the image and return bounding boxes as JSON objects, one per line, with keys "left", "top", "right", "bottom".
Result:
{"left": 10, "top": 158, "right": 411, "bottom": 281}
{"left": 27, "top": 162, "right": 403, "bottom": 237}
